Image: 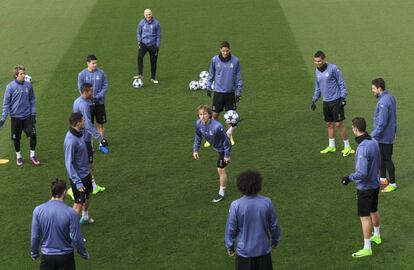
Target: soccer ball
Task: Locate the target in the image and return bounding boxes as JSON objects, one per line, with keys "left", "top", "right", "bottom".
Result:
{"left": 189, "top": 80, "right": 200, "bottom": 90}
{"left": 133, "top": 79, "right": 143, "bottom": 88}
{"left": 199, "top": 71, "right": 209, "bottom": 80}
{"left": 199, "top": 79, "right": 207, "bottom": 90}
{"left": 224, "top": 110, "right": 240, "bottom": 126}
{"left": 24, "top": 75, "right": 32, "bottom": 83}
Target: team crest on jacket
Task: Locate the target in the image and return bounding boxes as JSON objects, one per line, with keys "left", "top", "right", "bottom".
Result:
{"left": 96, "top": 75, "right": 100, "bottom": 80}
{"left": 325, "top": 72, "right": 329, "bottom": 77}
{"left": 25, "top": 88, "right": 29, "bottom": 93}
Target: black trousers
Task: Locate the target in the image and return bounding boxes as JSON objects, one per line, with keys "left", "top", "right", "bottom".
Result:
{"left": 40, "top": 253, "right": 76, "bottom": 270}
{"left": 236, "top": 253, "right": 273, "bottom": 270}
{"left": 379, "top": 143, "right": 395, "bottom": 183}
{"left": 137, "top": 43, "right": 158, "bottom": 79}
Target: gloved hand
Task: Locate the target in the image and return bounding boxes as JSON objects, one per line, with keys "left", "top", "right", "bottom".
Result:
{"left": 340, "top": 98, "right": 347, "bottom": 107}
{"left": 31, "top": 115, "right": 36, "bottom": 125}
{"left": 0, "top": 119, "right": 5, "bottom": 128}
{"left": 236, "top": 95, "right": 241, "bottom": 102}
{"left": 206, "top": 90, "right": 211, "bottom": 98}
{"left": 100, "top": 138, "right": 108, "bottom": 147}
{"left": 341, "top": 176, "right": 350, "bottom": 186}
{"left": 310, "top": 101, "right": 316, "bottom": 111}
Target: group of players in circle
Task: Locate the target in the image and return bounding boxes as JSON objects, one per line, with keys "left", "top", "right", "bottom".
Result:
{"left": 0, "top": 7, "right": 396, "bottom": 270}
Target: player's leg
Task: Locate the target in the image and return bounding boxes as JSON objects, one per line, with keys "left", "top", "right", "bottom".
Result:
{"left": 379, "top": 143, "right": 388, "bottom": 185}
{"left": 255, "top": 253, "right": 273, "bottom": 270}
{"left": 39, "top": 254, "right": 58, "bottom": 270}
{"left": 205, "top": 93, "right": 224, "bottom": 147}
{"left": 137, "top": 44, "right": 148, "bottom": 78}
{"left": 10, "top": 118, "right": 24, "bottom": 165}
{"left": 80, "top": 175, "right": 94, "bottom": 224}
{"left": 213, "top": 153, "right": 227, "bottom": 203}
{"left": 320, "top": 102, "right": 336, "bottom": 154}
{"left": 24, "top": 117, "right": 40, "bottom": 165}
{"left": 369, "top": 188, "right": 381, "bottom": 244}
{"left": 352, "top": 190, "right": 373, "bottom": 257}
{"left": 235, "top": 255, "right": 253, "bottom": 270}
{"left": 95, "top": 104, "right": 107, "bottom": 143}
{"left": 87, "top": 141, "right": 105, "bottom": 194}
{"left": 381, "top": 144, "right": 397, "bottom": 192}
{"left": 148, "top": 45, "right": 159, "bottom": 83}
{"left": 224, "top": 92, "right": 237, "bottom": 145}
{"left": 332, "top": 99, "right": 353, "bottom": 156}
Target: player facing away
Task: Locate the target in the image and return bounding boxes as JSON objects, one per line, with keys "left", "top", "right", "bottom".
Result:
{"left": 0, "top": 65, "right": 40, "bottom": 166}
{"left": 67, "top": 83, "right": 108, "bottom": 199}
{"left": 134, "top": 8, "right": 161, "bottom": 84}
{"left": 193, "top": 105, "right": 232, "bottom": 203}
{"left": 225, "top": 170, "right": 281, "bottom": 270}
{"left": 64, "top": 113, "right": 96, "bottom": 224}
{"left": 205, "top": 41, "right": 243, "bottom": 147}
{"left": 311, "top": 51, "right": 354, "bottom": 156}
{"left": 77, "top": 54, "right": 108, "bottom": 146}
{"left": 31, "top": 179, "right": 89, "bottom": 269}
{"left": 341, "top": 117, "right": 381, "bottom": 258}
{"left": 370, "top": 78, "right": 397, "bottom": 193}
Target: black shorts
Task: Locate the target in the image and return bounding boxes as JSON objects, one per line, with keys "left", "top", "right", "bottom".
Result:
{"left": 90, "top": 103, "right": 107, "bottom": 124}
{"left": 11, "top": 117, "right": 36, "bottom": 140}
{"left": 357, "top": 188, "right": 379, "bottom": 217}
{"left": 379, "top": 143, "right": 393, "bottom": 161}
{"left": 217, "top": 152, "right": 228, "bottom": 169}
{"left": 70, "top": 174, "right": 93, "bottom": 204}
{"left": 40, "top": 253, "right": 75, "bottom": 270}
{"left": 212, "top": 92, "right": 236, "bottom": 113}
{"left": 236, "top": 253, "right": 273, "bottom": 270}
{"left": 85, "top": 141, "right": 93, "bottom": 164}
{"left": 323, "top": 98, "right": 345, "bottom": 122}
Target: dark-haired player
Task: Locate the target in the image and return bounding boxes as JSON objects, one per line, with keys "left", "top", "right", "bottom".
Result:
{"left": 225, "top": 169, "right": 281, "bottom": 270}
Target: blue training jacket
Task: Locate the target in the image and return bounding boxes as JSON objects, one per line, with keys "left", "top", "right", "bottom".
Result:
{"left": 1, "top": 80, "right": 36, "bottom": 120}
{"left": 312, "top": 63, "right": 347, "bottom": 102}
{"left": 349, "top": 136, "right": 381, "bottom": 191}
{"left": 370, "top": 90, "right": 397, "bottom": 144}
{"left": 77, "top": 68, "right": 108, "bottom": 104}
{"left": 73, "top": 96, "right": 103, "bottom": 143}
{"left": 64, "top": 129, "right": 90, "bottom": 189}
{"left": 206, "top": 55, "right": 243, "bottom": 96}
{"left": 225, "top": 195, "right": 281, "bottom": 258}
{"left": 137, "top": 18, "right": 161, "bottom": 48}
{"left": 31, "top": 200, "right": 88, "bottom": 259}
{"left": 193, "top": 118, "right": 231, "bottom": 157}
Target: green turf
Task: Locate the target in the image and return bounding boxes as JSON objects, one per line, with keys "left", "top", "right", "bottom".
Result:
{"left": 1, "top": 0, "right": 414, "bottom": 269}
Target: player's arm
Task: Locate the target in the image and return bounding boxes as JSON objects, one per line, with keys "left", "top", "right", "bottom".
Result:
{"left": 225, "top": 202, "right": 237, "bottom": 255}
{"left": 77, "top": 72, "right": 84, "bottom": 94}
{"left": 30, "top": 208, "right": 41, "bottom": 259}
{"left": 82, "top": 106, "right": 103, "bottom": 141}
{"left": 268, "top": 200, "right": 281, "bottom": 249}
{"left": 137, "top": 21, "right": 143, "bottom": 44}
{"left": 29, "top": 85, "right": 36, "bottom": 117}
{"left": 69, "top": 211, "right": 89, "bottom": 259}
{"left": 193, "top": 124, "right": 202, "bottom": 159}
{"left": 235, "top": 60, "right": 243, "bottom": 97}
{"left": 312, "top": 75, "right": 321, "bottom": 103}
{"left": 334, "top": 66, "right": 347, "bottom": 98}
{"left": 206, "top": 59, "right": 215, "bottom": 90}
{"left": 371, "top": 103, "right": 389, "bottom": 138}
{"left": 95, "top": 71, "right": 108, "bottom": 100}
{"left": 349, "top": 148, "right": 369, "bottom": 183}
{"left": 1, "top": 86, "right": 12, "bottom": 122}
{"left": 156, "top": 21, "right": 161, "bottom": 48}
{"left": 64, "top": 144, "right": 84, "bottom": 190}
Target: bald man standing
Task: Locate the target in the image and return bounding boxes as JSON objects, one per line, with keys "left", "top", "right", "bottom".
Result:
{"left": 135, "top": 9, "right": 161, "bottom": 84}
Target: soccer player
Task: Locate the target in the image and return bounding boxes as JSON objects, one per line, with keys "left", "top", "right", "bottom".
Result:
{"left": 134, "top": 8, "right": 161, "bottom": 84}
{"left": 370, "top": 78, "right": 397, "bottom": 193}
{"left": 70, "top": 83, "right": 108, "bottom": 197}
{"left": 64, "top": 112, "right": 96, "bottom": 224}
{"left": 311, "top": 51, "right": 354, "bottom": 156}
{"left": 193, "top": 104, "right": 231, "bottom": 202}
{"left": 225, "top": 170, "right": 281, "bottom": 270}
{"left": 78, "top": 54, "right": 108, "bottom": 140}
{"left": 206, "top": 41, "right": 243, "bottom": 146}
{"left": 0, "top": 65, "right": 40, "bottom": 166}
{"left": 341, "top": 117, "right": 381, "bottom": 258}
{"left": 31, "top": 178, "right": 89, "bottom": 269}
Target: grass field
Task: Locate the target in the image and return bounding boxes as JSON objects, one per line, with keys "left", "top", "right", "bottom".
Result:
{"left": 1, "top": 0, "right": 414, "bottom": 269}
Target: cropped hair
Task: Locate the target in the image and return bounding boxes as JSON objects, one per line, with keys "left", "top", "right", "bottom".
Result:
{"left": 314, "top": 50, "right": 326, "bottom": 59}
{"left": 81, "top": 83, "right": 93, "bottom": 94}
{"left": 86, "top": 54, "right": 97, "bottom": 62}
{"left": 51, "top": 178, "right": 67, "bottom": 198}
{"left": 69, "top": 112, "right": 83, "bottom": 127}
{"left": 371, "top": 78, "right": 386, "bottom": 90}
{"left": 220, "top": 41, "right": 230, "bottom": 49}
{"left": 352, "top": 117, "right": 367, "bottom": 133}
{"left": 236, "top": 169, "right": 262, "bottom": 196}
